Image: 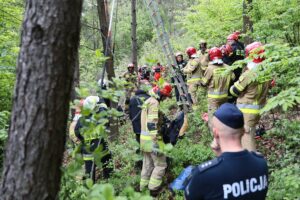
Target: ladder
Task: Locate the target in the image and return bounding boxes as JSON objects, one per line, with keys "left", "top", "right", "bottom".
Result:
{"left": 143, "top": 0, "right": 192, "bottom": 113}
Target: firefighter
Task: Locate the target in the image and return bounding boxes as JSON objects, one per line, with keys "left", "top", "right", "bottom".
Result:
{"left": 120, "top": 63, "right": 137, "bottom": 112}
{"left": 172, "top": 51, "right": 187, "bottom": 102}
{"left": 197, "top": 39, "right": 210, "bottom": 73}
{"left": 182, "top": 47, "right": 203, "bottom": 106}
{"left": 152, "top": 63, "right": 164, "bottom": 81}
{"left": 230, "top": 42, "right": 270, "bottom": 151}
{"left": 224, "top": 32, "right": 246, "bottom": 103}
{"left": 75, "top": 95, "right": 112, "bottom": 182}
{"left": 140, "top": 83, "right": 172, "bottom": 197}
{"left": 201, "top": 47, "right": 235, "bottom": 131}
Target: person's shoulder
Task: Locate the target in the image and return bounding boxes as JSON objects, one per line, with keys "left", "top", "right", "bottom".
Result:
{"left": 194, "top": 157, "right": 223, "bottom": 175}
{"left": 250, "top": 151, "right": 267, "bottom": 161}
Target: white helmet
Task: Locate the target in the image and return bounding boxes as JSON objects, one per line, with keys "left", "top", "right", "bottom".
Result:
{"left": 83, "top": 96, "right": 100, "bottom": 111}
{"left": 97, "top": 78, "right": 108, "bottom": 89}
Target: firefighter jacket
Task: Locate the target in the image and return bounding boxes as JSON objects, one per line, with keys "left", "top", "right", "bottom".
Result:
{"left": 122, "top": 71, "right": 137, "bottom": 87}
{"left": 202, "top": 63, "right": 235, "bottom": 100}
{"left": 197, "top": 50, "right": 209, "bottom": 73}
{"left": 230, "top": 69, "right": 270, "bottom": 115}
{"left": 140, "top": 96, "right": 164, "bottom": 153}
{"left": 129, "top": 89, "right": 151, "bottom": 134}
{"left": 75, "top": 101, "right": 109, "bottom": 161}
{"left": 182, "top": 57, "right": 202, "bottom": 84}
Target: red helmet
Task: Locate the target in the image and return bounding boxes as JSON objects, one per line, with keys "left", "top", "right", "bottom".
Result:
{"left": 209, "top": 47, "right": 222, "bottom": 60}
{"left": 227, "top": 33, "right": 239, "bottom": 41}
{"left": 160, "top": 83, "right": 172, "bottom": 97}
{"left": 220, "top": 44, "right": 232, "bottom": 56}
{"left": 245, "top": 42, "right": 265, "bottom": 63}
{"left": 153, "top": 72, "right": 161, "bottom": 81}
{"left": 128, "top": 63, "right": 134, "bottom": 68}
{"left": 186, "top": 47, "right": 197, "bottom": 57}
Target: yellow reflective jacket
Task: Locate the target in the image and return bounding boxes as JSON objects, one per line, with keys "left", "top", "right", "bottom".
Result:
{"left": 122, "top": 71, "right": 137, "bottom": 87}
{"left": 140, "top": 96, "right": 164, "bottom": 152}
{"left": 230, "top": 69, "right": 270, "bottom": 115}
{"left": 202, "top": 63, "right": 235, "bottom": 100}
{"left": 197, "top": 50, "right": 209, "bottom": 73}
{"left": 182, "top": 57, "right": 202, "bottom": 84}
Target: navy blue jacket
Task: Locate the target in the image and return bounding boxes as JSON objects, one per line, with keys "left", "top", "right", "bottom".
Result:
{"left": 129, "top": 90, "right": 150, "bottom": 134}
{"left": 185, "top": 150, "right": 268, "bottom": 200}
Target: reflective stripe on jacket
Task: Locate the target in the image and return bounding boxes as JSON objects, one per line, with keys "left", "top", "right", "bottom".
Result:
{"left": 182, "top": 58, "right": 202, "bottom": 84}
{"left": 230, "top": 69, "right": 270, "bottom": 115}
{"left": 140, "top": 96, "right": 160, "bottom": 152}
{"left": 202, "top": 63, "right": 235, "bottom": 100}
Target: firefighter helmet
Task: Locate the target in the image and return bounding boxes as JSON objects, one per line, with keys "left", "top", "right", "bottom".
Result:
{"left": 175, "top": 51, "right": 183, "bottom": 57}
{"left": 245, "top": 42, "right": 265, "bottom": 63}
{"left": 209, "top": 47, "right": 222, "bottom": 60}
{"left": 199, "top": 39, "right": 207, "bottom": 44}
{"left": 227, "top": 33, "right": 239, "bottom": 41}
{"left": 160, "top": 83, "right": 172, "bottom": 97}
{"left": 186, "top": 47, "right": 197, "bottom": 57}
{"left": 127, "top": 63, "right": 134, "bottom": 68}
{"left": 83, "top": 96, "right": 100, "bottom": 111}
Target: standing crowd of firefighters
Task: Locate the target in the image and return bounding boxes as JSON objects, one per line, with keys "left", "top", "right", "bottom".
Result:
{"left": 70, "top": 31, "right": 273, "bottom": 199}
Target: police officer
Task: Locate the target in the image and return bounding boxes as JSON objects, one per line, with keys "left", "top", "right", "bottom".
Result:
{"left": 201, "top": 47, "right": 235, "bottom": 131}
{"left": 140, "top": 83, "right": 172, "bottom": 197}
{"left": 230, "top": 42, "right": 270, "bottom": 151}
{"left": 182, "top": 47, "right": 203, "bottom": 106}
{"left": 185, "top": 103, "right": 268, "bottom": 200}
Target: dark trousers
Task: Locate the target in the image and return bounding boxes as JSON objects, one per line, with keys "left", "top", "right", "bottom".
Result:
{"left": 83, "top": 139, "right": 113, "bottom": 182}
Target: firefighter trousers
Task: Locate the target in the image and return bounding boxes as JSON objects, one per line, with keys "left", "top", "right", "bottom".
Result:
{"left": 140, "top": 152, "right": 167, "bottom": 191}
{"left": 242, "top": 113, "right": 260, "bottom": 151}
{"left": 208, "top": 98, "right": 227, "bottom": 132}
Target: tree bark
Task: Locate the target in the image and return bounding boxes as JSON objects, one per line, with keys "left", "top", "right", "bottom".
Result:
{"left": 243, "top": 0, "right": 253, "bottom": 45}
{"left": 131, "top": 0, "right": 138, "bottom": 74}
{"left": 0, "top": 0, "right": 83, "bottom": 199}
{"left": 96, "top": 0, "right": 118, "bottom": 140}
{"left": 97, "top": 0, "right": 115, "bottom": 81}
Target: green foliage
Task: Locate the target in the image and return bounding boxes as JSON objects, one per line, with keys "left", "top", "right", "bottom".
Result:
{"left": 0, "top": 0, "right": 23, "bottom": 66}
{"left": 268, "top": 163, "right": 300, "bottom": 200}
{"left": 263, "top": 120, "right": 300, "bottom": 200}
{"left": 259, "top": 44, "right": 300, "bottom": 113}
{"left": 251, "top": 0, "right": 300, "bottom": 45}
{"left": 0, "top": 111, "right": 10, "bottom": 174}
{"left": 0, "top": 72, "right": 15, "bottom": 112}
{"left": 179, "top": 0, "right": 243, "bottom": 46}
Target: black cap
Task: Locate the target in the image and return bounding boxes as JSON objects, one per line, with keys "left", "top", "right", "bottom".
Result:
{"left": 214, "top": 103, "right": 244, "bottom": 129}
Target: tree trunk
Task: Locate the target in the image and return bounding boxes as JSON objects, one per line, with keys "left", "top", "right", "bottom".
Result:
{"left": 96, "top": 0, "right": 119, "bottom": 140}
{"left": 0, "top": 0, "right": 83, "bottom": 199}
{"left": 70, "top": 50, "right": 80, "bottom": 101}
{"left": 97, "top": 0, "right": 115, "bottom": 81}
{"left": 243, "top": 0, "right": 253, "bottom": 45}
{"left": 131, "top": 0, "right": 138, "bottom": 75}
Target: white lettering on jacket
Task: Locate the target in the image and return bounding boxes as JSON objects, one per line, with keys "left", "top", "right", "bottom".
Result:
{"left": 223, "top": 175, "right": 268, "bottom": 199}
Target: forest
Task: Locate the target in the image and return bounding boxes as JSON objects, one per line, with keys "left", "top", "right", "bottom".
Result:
{"left": 0, "top": 0, "right": 299, "bottom": 199}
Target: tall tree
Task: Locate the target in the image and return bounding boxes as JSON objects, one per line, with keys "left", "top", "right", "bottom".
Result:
{"left": 131, "top": 0, "right": 138, "bottom": 74}
{"left": 97, "top": 0, "right": 119, "bottom": 140}
{"left": 0, "top": 0, "right": 83, "bottom": 199}
{"left": 97, "top": 0, "right": 116, "bottom": 81}
{"left": 243, "top": 0, "right": 253, "bottom": 44}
